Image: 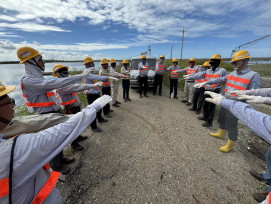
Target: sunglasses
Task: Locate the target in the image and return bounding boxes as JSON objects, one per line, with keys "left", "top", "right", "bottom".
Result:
{"left": 189, "top": 61, "right": 195, "bottom": 63}
{"left": 0, "top": 98, "right": 15, "bottom": 107}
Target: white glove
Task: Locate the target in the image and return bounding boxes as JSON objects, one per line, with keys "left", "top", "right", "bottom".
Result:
{"left": 204, "top": 91, "right": 225, "bottom": 106}
{"left": 183, "top": 74, "right": 190, "bottom": 80}
{"left": 237, "top": 95, "right": 267, "bottom": 104}
{"left": 92, "top": 95, "right": 112, "bottom": 110}
{"left": 172, "top": 70, "right": 178, "bottom": 73}
{"left": 193, "top": 82, "right": 207, "bottom": 88}
{"left": 87, "top": 67, "right": 95, "bottom": 71}
{"left": 108, "top": 76, "right": 119, "bottom": 81}
{"left": 93, "top": 82, "right": 103, "bottom": 87}
{"left": 227, "top": 90, "right": 245, "bottom": 96}
{"left": 81, "top": 68, "right": 92, "bottom": 78}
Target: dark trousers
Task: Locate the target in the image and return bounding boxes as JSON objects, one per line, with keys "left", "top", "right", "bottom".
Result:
{"left": 102, "top": 86, "right": 111, "bottom": 114}
{"left": 170, "top": 79, "right": 178, "bottom": 96}
{"left": 218, "top": 106, "right": 239, "bottom": 141}
{"left": 153, "top": 74, "right": 163, "bottom": 94}
{"left": 139, "top": 76, "right": 148, "bottom": 96}
{"left": 87, "top": 93, "right": 102, "bottom": 128}
{"left": 203, "top": 89, "right": 220, "bottom": 124}
{"left": 122, "top": 79, "right": 130, "bottom": 99}
{"left": 192, "top": 87, "right": 205, "bottom": 111}
{"left": 64, "top": 105, "right": 82, "bottom": 147}
{"left": 40, "top": 110, "right": 64, "bottom": 169}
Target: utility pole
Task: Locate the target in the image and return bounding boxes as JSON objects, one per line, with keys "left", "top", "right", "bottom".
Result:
{"left": 170, "top": 45, "right": 173, "bottom": 60}
{"left": 148, "top": 45, "right": 151, "bottom": 55}
{"left": 180, "top": 27, "right": 185, "bottom": 64}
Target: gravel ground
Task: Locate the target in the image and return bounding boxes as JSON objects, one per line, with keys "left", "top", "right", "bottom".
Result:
{"left": 57, "top": 85, "right": 268, "bottom": 204}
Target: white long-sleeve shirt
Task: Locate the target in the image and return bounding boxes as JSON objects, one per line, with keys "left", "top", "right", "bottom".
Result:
{"left": 241, "top": 88, "right": 271, "bottom": 105}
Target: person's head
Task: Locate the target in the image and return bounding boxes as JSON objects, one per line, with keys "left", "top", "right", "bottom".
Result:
{"left": 52, "top": 64, "right": 69, "bottom": 78}
{"left": 202, "top": 61, "right": 211, "bottom": 70}
{"left": 110, "top": 58, "right": 117, "bottom": 68}
{"left": 231, "top": 50, "right": 251, "bottom": 72}
{"left": 17, "top": 47, "right": 45, "bottom": 71}
{"left": 141, "top": 55, "right": 146, "bottom": 64}
{"left": 123, "top": 59, "right": 129, "bottom": 67}
{"left": 172, "top": 58, "right": 178, "bottom": 65}
{"left": 0, "top": 82, "right": 16, "bottom": 131}
{"left": 84, "top": 57, "right": 95, "bottom": 68}
{"left": 101, "top": 58, "right": 109, "bottom": 69}
{"left": 188, "top": 58, "right": 196, "bottom": 67}
{"left": 209, "top": 54, "right": 222, "bottom": 70}
{"left": 160, "top": 55, "right": 165, "bottom": 62}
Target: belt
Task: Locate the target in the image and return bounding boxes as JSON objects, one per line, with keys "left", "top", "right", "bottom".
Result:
{"left": 186, "top": 80, "right": 195, "bottom": 83}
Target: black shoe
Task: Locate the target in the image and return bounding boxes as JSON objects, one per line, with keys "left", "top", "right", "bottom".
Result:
{"left": 186, "top": 102, "right": 192, "bottom": 106}
{"left": 174, "top": 96, "right": 178, "bottom": 99}
{"left": 198, "top": 115, "right": 207, "bottom": 121}
{"left": 98, "top": 118, "right": 108, "bottom": 123}
{"left": 54, "top": 166, "right": 70, "bottom": 175}
{"left": 116, "top": 101, "right": 121, "bottom": 104}
{"left": 61, "top": 157, "right": 75, "bottom": 165}
{"left": 249, "top": 171, "right": 265, "bottom": 182}
{"left": 127, "top": 98, "right": 131, "bottom": 101}
{"left": 124, "top": 99, "right": 127, "bottom": 102}
{"left": 140, "top": 95, "right": 143, "bottom": 98}
{"left": 104, "top": 114, "right": 111, "bottom": 118}
{"left": 108, "top": 109, "right": 114, "bottom": 112}
{"left": 181, "top": 100, "right": 188, "bottom": 103}
{"left": 92, "top": 127, "right": 102, "bottom": 132}
{"left": 253, "top": 192, "right": 268, "bottom": 203}
{"left": 71, "top": 143, "right": 84, "bottom": 151}
{"left": 77, "top": 135, "right": 88, "bottom": 141}
{"left": 202, "top": 121, "right": 212, "bottom": 127}
{"left": 144, "top": 94, "right": 148, "bottom": 97}
{"left": 189, "top": 108, "right": 196, "bottom": 111}
{"left": 159, "top": 93, "right": 162, "bottom": 96}
{"left": 169, "top": 96, "right": 171, "bottom": 98}
{"left": 195, "top": 110, "right": 200, "bottom": 114}
{"left": 112, "top": 103, "right": 119, "bottom": 107}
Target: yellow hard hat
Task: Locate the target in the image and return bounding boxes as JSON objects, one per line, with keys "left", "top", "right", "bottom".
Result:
{"left": 202, "top": 61, "right": 211, "bottom": 67}
{"left": 160, "top": 55, "right": 165, "bottom": 59}
{"left": 110, "top": 58, "right": 117, "bottom": 64}
{"left": 52, "top": 64, "right": 69, "bottom": 77}
{"left": 83, "top": 57, "right": 94, "bottom": 65}
{"left": 17, "top": 47, "right": 42, "bottom": 64}
{"left": 141, "top": 55, "right": 146, "bottom": 59}
{"left": 123, "top": 59, "right": 129, "bottom": 64}
{"left": 188, "top": 57, "right": 196, "bottom": 62}
{"left": 101, "top": 58, "right": 108, "bottom": 65}
{"left": 0, "top": 82, "right": 16, "bottom": 97}
{"left": 172, "top": 58, "right": 178, "bottom": 63}
{"left": 231, "top": 50, "right": 252, "bottom": 62}
{"left": 210, "top": 54, "right": 222, "bottom": 61}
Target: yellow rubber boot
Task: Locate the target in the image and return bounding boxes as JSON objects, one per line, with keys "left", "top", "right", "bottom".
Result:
{"left": 220, "top": 139, "right": 235, "bottom": 153}
{"left": 209, "top": 128, "right": 227, "bottom": 139}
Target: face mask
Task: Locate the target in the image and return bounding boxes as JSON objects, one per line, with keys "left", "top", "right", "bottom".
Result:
{"left": 56, "top": 71, "right": 69, "bottom": 78}
{"left": 142, "top": 60, "right": 146, "bottom": 64}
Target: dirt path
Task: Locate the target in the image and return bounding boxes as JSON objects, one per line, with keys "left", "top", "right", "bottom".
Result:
{"left": 57, "top": 85, "right": 266, "bottom": 204}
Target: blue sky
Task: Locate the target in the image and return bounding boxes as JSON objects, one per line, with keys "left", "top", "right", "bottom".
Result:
{"left": 0, "top": 0, "right": 271, "bottom": 62}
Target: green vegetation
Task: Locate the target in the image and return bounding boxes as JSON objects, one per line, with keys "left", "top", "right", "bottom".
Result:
{"left": 251, "top": 64, "right": 271, "bottom": 77}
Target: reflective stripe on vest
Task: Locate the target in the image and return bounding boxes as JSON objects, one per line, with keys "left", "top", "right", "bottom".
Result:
{"left": 204, "top": 73, "right": 222, "bottom": 88}
{"left": 20, "top": 83, "right": 56, "bottom": 107}
{"left": 0, "top": 178, "right": 9, "bottom": 198}
{"left": 156, "top": 64, "right": 166, "bottom": 71}
{"left": 31, "top": 171, "right": 61, "bottom": 204}
{"left": 269, "top": 192, "right": 271, "bottom": 203}
{"left": 186, "top": 68, "right": 198, "bottom": 75}
{"left": 170, "top": 70, "right": 179, "bottom": 79}
{"left": 103, "top": 82, "right": 111, "bottom": 86}
{"left": 139, "top": 65, "right": 149, "bottom": 73}
{"left": 224, "top": 73, "right": 252, "bottom": 96}
{"left": 60, "top": 93, "right": 78, "bottom": 106}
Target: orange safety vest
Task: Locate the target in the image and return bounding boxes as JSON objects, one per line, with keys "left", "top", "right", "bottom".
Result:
{"left": 186, "top": 68, "right": 198, "bottom": 75}
{"left": 139, "top": 65, "right": 149, "bottom": 73}
{"left": 60, "top": 93, "right": 78, "bottom": 106}
{"left": 103, "top": 82, "right": 111, "bottom": 86}
{"left": 156, "top": 64, "right": 166, "bottom": 71}
{"left": 204, "top": 73, "right": 222, "bottom": 88}
{"left": 170, "top": 70, "right": 179, "bottom": 79}
{"left": 225, "top": 75, "right": 251, "bottom": 97}
{"left": 20, "top": 83, "right": 56, "bottom": 107}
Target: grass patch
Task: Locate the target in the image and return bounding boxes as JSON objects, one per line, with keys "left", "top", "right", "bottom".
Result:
{"left": 251, "top": 64, "right": 271, "bottom": 77}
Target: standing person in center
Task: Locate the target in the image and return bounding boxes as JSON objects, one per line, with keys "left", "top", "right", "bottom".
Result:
{"left": 121, "top": 59, "right": 131, "bottom": 102}
{"left": 138, "top": 55, "right": 149, "bottom": 98}
{"left": 174, "top": 58, "right": 201, "bottom": 106}
{"left": 153, "top": 55, "right": 167, "bottom": 96}
{"left": 167, "top": 58, "right": 180, "bottom": 99}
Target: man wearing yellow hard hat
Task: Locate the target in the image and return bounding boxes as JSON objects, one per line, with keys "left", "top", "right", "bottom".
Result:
{"left": 121, "top": 59, "right": 131, "bottom": 102}
{"left": 138, "top": 55, "right": 149, "bottom": 98}
{"left": 184, "top": 54, "right": 227, "bottom": 128}
{"left": 191, "top": 61, "right": 211, "bottom": 114}
{"left": 167, "top": 58, "right": 180, "bottom": 99}
{"left": 17, "top": 46, "right": 93, "bottom": 174}
{"left": 173, "top": 58, "right": 201, "bottom": 105}
{"left": 0, "top": 82, "right": 111, "bottom": 204}
{"left": 153, "top": 55, "right": 167, "bottom": 96}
